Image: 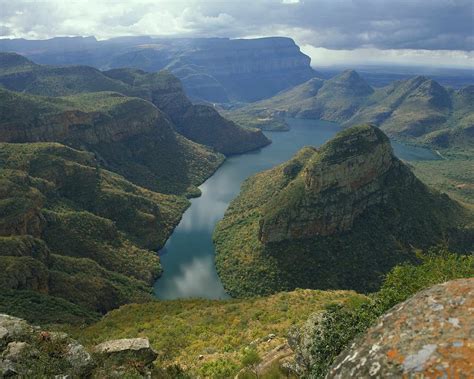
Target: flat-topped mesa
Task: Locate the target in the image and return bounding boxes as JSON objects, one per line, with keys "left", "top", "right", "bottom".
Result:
{"left": 258, "top": 125, "right": 401, "bottom": 243}
{"left": 0, "top": 90, "right": 169, "bottom": 145}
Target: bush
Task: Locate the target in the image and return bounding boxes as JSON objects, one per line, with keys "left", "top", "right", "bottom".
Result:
{"left": 241, "top": 347, "right": 262, "bottom": 378}
{"left": 306, "top": 248, "right": 474, "bottom": 378}
{"left": 199, "top": 359, "right": 239, "bottom": 379}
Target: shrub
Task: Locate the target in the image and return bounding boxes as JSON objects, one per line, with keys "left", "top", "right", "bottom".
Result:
{"left": 306, "top": 248, "right": 474, "bottom": 378}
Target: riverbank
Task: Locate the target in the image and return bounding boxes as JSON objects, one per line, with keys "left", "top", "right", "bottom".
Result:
{"left": 153, "top": 119, "right": 440, "bottom": 300}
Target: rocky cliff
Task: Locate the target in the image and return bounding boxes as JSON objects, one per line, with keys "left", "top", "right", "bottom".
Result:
{"left": 170, "top": 37, "right": 317, "bottom": 102}
{"left": 0, "top": 53, "right": 270, "bottom": 155}
{"left": 328, "top": 278, "right": 474, "bottom": 378}
{"left": 259, "top": 125, "right": 394, "bottom": 243}
{"left": 0, "top": 37, "right": 318, "bottom": 102}
{"left": 103, "top": 68, "right": 271, "bottom": 154}
{"left": 0, "top": 88, "right": 224, "bottom": 195}
{"left": 214, "top": 125, "right": 473, "bottom": 297}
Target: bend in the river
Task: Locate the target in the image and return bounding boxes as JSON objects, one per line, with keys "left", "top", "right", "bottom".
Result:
{"left": 153, "top": 118, "right": 439, "bottom": 300}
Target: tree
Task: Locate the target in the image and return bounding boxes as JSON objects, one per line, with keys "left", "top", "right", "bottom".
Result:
{"left": 241, "top": 347, "right": 262, "bottom": 378}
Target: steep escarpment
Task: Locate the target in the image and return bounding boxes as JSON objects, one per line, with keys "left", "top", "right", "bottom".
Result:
{"left": 229, "top": 71, "right": 473, "bottom": 150}
{"left": 171, "top": 37, "right": 317, "bottom": 102}
{"left": 0, "top": 88, "right": 223, "bottom": 195}
{"left": 214, "top": 125, "right": 473, "bottom": 297}
{"left": 0, "top": 142, "right": 190, "bottom": 321}
{"left": 103, "top": 68, "right": 270, "bottom": 154}
{"left": 0, "top": 53, "right": 270, "bottom": 154}
{"left": 0, "top": 36, "right": 318, "bottom": 102}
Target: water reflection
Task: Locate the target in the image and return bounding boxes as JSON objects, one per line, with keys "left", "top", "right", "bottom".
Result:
{"left": 153, "top": 119, "right": 438, "bottom": 299}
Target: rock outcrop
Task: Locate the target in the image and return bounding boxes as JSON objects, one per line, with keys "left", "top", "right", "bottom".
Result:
{"left": 214, "top": 125, "right": 472, "bottom": 297}
{"left": 0, "top": 314, "right": 94, "bottom": 377}
{"left": 94, "top": 338, "right": 157, "bottom": 368}
{"left": 328, "top": 278, "right": 474, "bottom": 378}
{"left": 259, "top": 125, "right": 395, "bottom": 243}
{"left": 0, "top": 314, "right": 157, "bottom": 378}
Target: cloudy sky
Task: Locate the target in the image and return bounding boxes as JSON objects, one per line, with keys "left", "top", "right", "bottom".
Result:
{"left": 0, "top": 0, "right": 473, "bottom": 68}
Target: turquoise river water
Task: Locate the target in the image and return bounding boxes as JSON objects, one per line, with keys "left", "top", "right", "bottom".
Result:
{"left": 153, "top": 118, "right": 438, "bottom": 299}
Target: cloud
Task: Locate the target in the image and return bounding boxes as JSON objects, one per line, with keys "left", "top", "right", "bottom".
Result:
{"left": 302, "top": 45, "right": 474, "bottom": 68}
{"left": 0, "top": 0, "right": 472, "bottom": 67}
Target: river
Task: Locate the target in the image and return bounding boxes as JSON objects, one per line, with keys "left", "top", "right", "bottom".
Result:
{"left": 153, "top": 118, "right": 438, "bottom": 299}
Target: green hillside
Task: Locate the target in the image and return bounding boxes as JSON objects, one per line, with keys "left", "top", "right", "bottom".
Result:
{"left": 214, "top": 125, "right": 473, "bottom": 297}
{"left": 0, "top": 53, "right": 270, "bottom": 154}
{"left": 0, "top": 88, "right": 224, "bottom": 196}
{"left": 227, "top": 71, "right": 474, "bottom": 151}
{"left": 77, "top": 289, "right": 365, "bottom": 377}
{"left": 0, "top": 142, "right": 197, "bottom": 323}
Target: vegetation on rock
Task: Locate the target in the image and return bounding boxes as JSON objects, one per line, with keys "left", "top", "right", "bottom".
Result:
{"left": 328, "top": 276, "right": 474, "bottom": 378}
{"left": 0, "top": 52, "right": 270, "bottom": 155}
{"left": 77, "top": 289, "right": 364, "bottom": 377}
{"left": 214, "top": 125, "right": 473, "bottom": 297}
{"left": 292, "top": 249, "right": 474, "bottom": 378}
{"left": 227, "top": 71, "right": 474, "bottom": 151}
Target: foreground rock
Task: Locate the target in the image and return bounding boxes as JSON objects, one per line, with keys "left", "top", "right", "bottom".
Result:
{"left": 94, "top": 338, "right": 157, "bottom": 367}
{"left": 0, "top": 314, "right": 156, "bottom": 378}
{"left": 328, "top": 278, "right": 474, "bottom": 378}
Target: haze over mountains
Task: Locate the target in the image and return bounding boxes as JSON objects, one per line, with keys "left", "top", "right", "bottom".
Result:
{"left": 229, "top": 70, "right": 474, "bottom": 150}
{"left": 0, "top": 32, "right": 473, "bottom": 378}
{"left": 0, "top": 36, "right": 317, "bottom": 102}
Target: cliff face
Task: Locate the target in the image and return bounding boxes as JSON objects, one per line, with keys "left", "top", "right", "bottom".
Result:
{"left": 0, "top": 88, "right": 224, "bottom": 195}
{"left": 0, "top": 92, "right": 166, "bottom": 145}
{"left": 0, "top": 37, "right": 318, "bottom": 102}
{"left": 214, "top": 125, "right": 472, "bottom": 297}
{"left": 0, "top": 54, "right": 270, "bottom": 155}
{"left": 259, "top": 126, "right": 395, "bottom": 243}
{"left": 172, "top": 37, "right": 316, "bottom": 102}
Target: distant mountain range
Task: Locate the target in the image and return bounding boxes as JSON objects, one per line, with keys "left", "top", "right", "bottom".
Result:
{"left": 227, "top": 70, "right": 474, "bottom": 150}
{"left": 0, "top": 36, "right": 318, "bottom": 102}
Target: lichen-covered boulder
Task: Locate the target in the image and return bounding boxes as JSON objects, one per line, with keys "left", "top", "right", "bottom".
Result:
{"left": 94, "top": 338, "right": 157, "bottom": 367}
{"left": 2, "top": 342, "right": 31, "bottom": 362}
{"left": 286, "top": 312, "right": 324, "bottom": 375}
{"left": 0, "top": 314, "right": 36, "bottom": 349}
{"left": 327, "top": 278, "right": 474, "bottom": 378}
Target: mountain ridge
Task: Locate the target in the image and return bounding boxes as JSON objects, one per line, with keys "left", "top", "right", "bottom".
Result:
{"left": 0, "top": 52, "right": 270, "bottom": 155}
{"left": 0, "top": 36, "right": 318, "bottom": 102}
{"left": 227, "top": 70, "right": 474, "bottom": 150}
{"left": 214, "top": 125, "right": 473, "bottom": 297}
